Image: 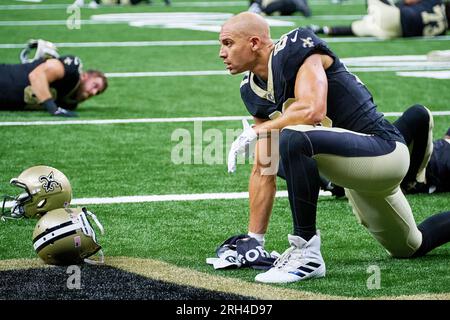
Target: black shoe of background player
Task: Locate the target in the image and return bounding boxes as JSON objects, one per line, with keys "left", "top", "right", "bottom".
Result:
{"left": 163, "top": 0, "right": 171, "bottom": 5}
{"left": 323, "top": 183, "right": 346, "bottom": 199}
{"left": 306, "top": 24, "right": 324, "bottom": 34}
{"left": 401, "top": 181, "right": 432, "bottom": 194}
{"left": 293, "top": 0, "right": 312, "bottom": 17}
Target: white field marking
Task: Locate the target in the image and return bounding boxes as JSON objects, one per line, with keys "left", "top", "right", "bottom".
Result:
{"left": 105, "top": 67, "right": 450, "bottom": 78}
{"left": 313, "top": 15, "right": 363, "bottom": 20}
{"left": 324, "top": 35, "right": 450, "bottom": 42}
{"left": 384, "top": 111, "right": 450, "bottom": 117}
{"left": 396, "top": 70, "right": 450, "bottom": 79}
{"left": 105, "top": 70, "right": 228, "bottom": 77}
{"left": 2, "top": 190, "right": 331, "bottom": 208}
{"left": 90, "top": 12, "right": 233, "bottom": 22}
{"left": 92, "top": 12, "right": 295, "bottom": 32}
{"left": 0, "top": 40, "right": 219, "bottom": 49}
{"left": 0, "top": 1, "right": 365, "bottom": 10}
{"left": 1, "top": 112, "right": 449, "bottom": 127}
{"left": 0, "top": 20, "right": 121, "bottom": 26}
{"left": 341, "top": 55, "right": 450, "bottom": 72}
{"left": 15, "top": 0, "right": 42, "bottom": 3}
{"left": 0, "top": 12, "right": 294, "bottom": 30}
{"left": 342, "top": 55, "right": 450, "bottom": 69}
{"left": 350, "top": 66, "right": 450, "bottom": 72}
{"left": 101, "top": 54, "right": 450, "bottom": 77}
{"left": 343, "top": 55, "right": 450, "bottom": 65}
{"left": 0, "top": 116, "right": 252, "bottom": 127}
{"left": 344, "top": 55, "right": 429, "bottom": 62}
{"left": 2, "top": 36, "right": 450, "bottom": 49}
{"left": 0, "top": 2, "right": 248, "bottom": 10}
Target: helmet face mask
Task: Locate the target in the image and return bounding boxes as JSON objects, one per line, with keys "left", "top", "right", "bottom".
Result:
{"left": 19, "top": 39, "right": 59, "bottom": 64}
{"left": 32, "top": 207, "right": 104, "bottom": 265}
{"left": 1, "top": 166, "right": 72, "bottom": 219}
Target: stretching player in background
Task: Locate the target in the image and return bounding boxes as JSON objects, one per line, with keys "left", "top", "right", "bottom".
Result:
{"left": 323, "top": 105, "right": 450, "bottom": 196}
{"left": 248, "top": 0, "right": 312, "bottom": 17}
{"left": 308, "top": 0, "right": 449, "bottom": 39}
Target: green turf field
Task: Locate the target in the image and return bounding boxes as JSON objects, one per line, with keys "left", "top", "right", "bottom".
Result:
{"left": 0, "top": 0, "right": 449, "bottom": 300}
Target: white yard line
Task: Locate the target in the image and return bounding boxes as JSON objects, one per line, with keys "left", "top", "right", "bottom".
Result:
{"left": 0, "top": 20, "right": 122, "bottom": 26}
{"left": 14, "top": 0, "right": 42, "bottom": 3}
{"left": 3, "top": 190, "right": 333, "bottom": 208}
{"left": 105, "top": 68, "right": 450, "bottom": 78}
{"left": 0, "top": 1, "right": 365, "bottom": 10}
{"left": 0, "top": 112, "right": 449, "bottom": 127}
{"left": 0, "top": 40, "right": 220, "bottom": 49}
{"left": 0, "top": 15, "right": 407, "bottom": 27}
{"left": 0, "top": 116, "right": 252, "bottom": 126}
{"left": 350, "top": 66, "right": 450, "bottom": 72}
{"left": 106, "top": 70, "right": 229, "bottom": 77}
{"left": 0, "top": 2, "right": 247, "bottom": 10}
{"left": 396, "top": 70, "right": 450, "bottom": 79}
{"left": 382, "top": 111, "right": 450, "bottom": 117}
{"left": 2, "top": 37, "right": 450, "bottom": 49}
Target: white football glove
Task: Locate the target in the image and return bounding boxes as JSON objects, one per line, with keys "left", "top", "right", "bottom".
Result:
{"left": 227, "top": 119, "right": 257, "bottom": 173}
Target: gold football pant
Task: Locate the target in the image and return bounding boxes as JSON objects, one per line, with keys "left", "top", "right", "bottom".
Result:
{"left": 351, "top": 0, "right": 402, "bottom": 39}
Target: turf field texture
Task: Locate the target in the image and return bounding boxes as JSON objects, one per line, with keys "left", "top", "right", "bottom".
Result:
{"left": 0, "top": 0, "right": 449, "bottom": 300}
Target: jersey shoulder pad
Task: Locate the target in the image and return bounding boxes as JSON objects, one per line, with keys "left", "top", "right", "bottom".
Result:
{"left": 273, "top": 28, "right": 332, "bottom": 80}
{"left": 59, "top": 55, "right": 83, "bottom": 75}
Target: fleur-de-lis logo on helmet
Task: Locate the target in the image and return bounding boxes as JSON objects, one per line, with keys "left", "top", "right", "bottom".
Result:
{"left": 39, "top": 171, "right": 61, "bottom": 193}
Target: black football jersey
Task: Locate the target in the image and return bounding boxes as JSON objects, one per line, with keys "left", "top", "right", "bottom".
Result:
{"left": 399, "top": 0, "right": 448, "bottom": 37}
{"left": 426, "top": 138, "right": 450, "bottom": 192}
{"left": 0, "top": 55, "right": 82, "bottom": 110}
{"left": 240, "top": 27, "right": 403, "bottom": 141}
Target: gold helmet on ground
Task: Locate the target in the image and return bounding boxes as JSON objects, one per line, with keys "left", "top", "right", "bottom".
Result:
{"left": 32, "top": 207, "right": 104, "bottom": 265}
{"left": 2, "top": 165, "right": 72, "bottom": 219}
{"left": 19, "top": 39, "right": 59, "bottom": 64}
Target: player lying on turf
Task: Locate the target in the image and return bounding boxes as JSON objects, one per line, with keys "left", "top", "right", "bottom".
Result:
{"left": 322, "top": 105, "right": 450, "bottom": 197}
{"left": 0, "top": 40, "right": 107, "bottom": 117}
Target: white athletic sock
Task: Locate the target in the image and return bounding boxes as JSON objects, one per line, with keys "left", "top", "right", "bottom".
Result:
{"left": 248, "top": 232, "right": 265, "bottom": 247}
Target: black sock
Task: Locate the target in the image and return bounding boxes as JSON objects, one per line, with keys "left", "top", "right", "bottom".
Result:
{"left": 327, "top": 26, "right": 354, "bottom": 36}
{"left": 393, "top": 104, "right": 432, "bottom": 189}
{"left": 280, "top": 130, "right": 319, "bottom": 242}
{"left": 412, "top": 211, "right": 450, "bottom": 257}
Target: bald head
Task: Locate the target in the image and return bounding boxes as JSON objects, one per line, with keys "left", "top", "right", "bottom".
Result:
{"left": 219, "top": 12, "right": 273, "bottom": 76}
{"left": 221, "top": 12, "right": 271, "bottom": 42}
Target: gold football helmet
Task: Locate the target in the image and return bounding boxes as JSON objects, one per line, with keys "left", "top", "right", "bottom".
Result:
{"left": 2, "top": 165, "right": 72, "bottom": 219}
{"left": 19, "top": 39, "right": 59, "bottom": 64}
{"left": 32, "top": 207, "right": 104, "bottom": 265}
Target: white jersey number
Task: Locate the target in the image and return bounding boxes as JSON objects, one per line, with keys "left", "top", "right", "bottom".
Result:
{"left": 273, "top": 35, "right": 287, "bottom": 56}
{"left": 422, "top": 5, "right": 448, "bottom": 36}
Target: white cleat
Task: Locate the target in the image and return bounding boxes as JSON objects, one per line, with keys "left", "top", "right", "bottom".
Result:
{"left": 255, "top": 233, "right": 325, "bottom": 284}
{"left": 88, "top": 0, "right": 99, "bottom": 8}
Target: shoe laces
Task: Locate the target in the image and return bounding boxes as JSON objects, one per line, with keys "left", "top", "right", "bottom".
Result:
{"left": 273, "top": 245, "right": 305, "bottom": 269}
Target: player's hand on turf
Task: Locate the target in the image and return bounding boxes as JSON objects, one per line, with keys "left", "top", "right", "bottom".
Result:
{"left": 52, "top": 107, "right": 78, "bottom": 117}
{"left": 42, "top": 98, "right": 78, "bottom": 117}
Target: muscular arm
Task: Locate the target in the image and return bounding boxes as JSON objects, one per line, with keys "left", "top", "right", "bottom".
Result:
{"left": 28, "top": 59, "right": 65, "bottom": 103}
{"left": 256, "top": 53, "right": 331, "bottom": 134}
{"left": 248, "top": 116, "right": 278, "bottom": 234}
